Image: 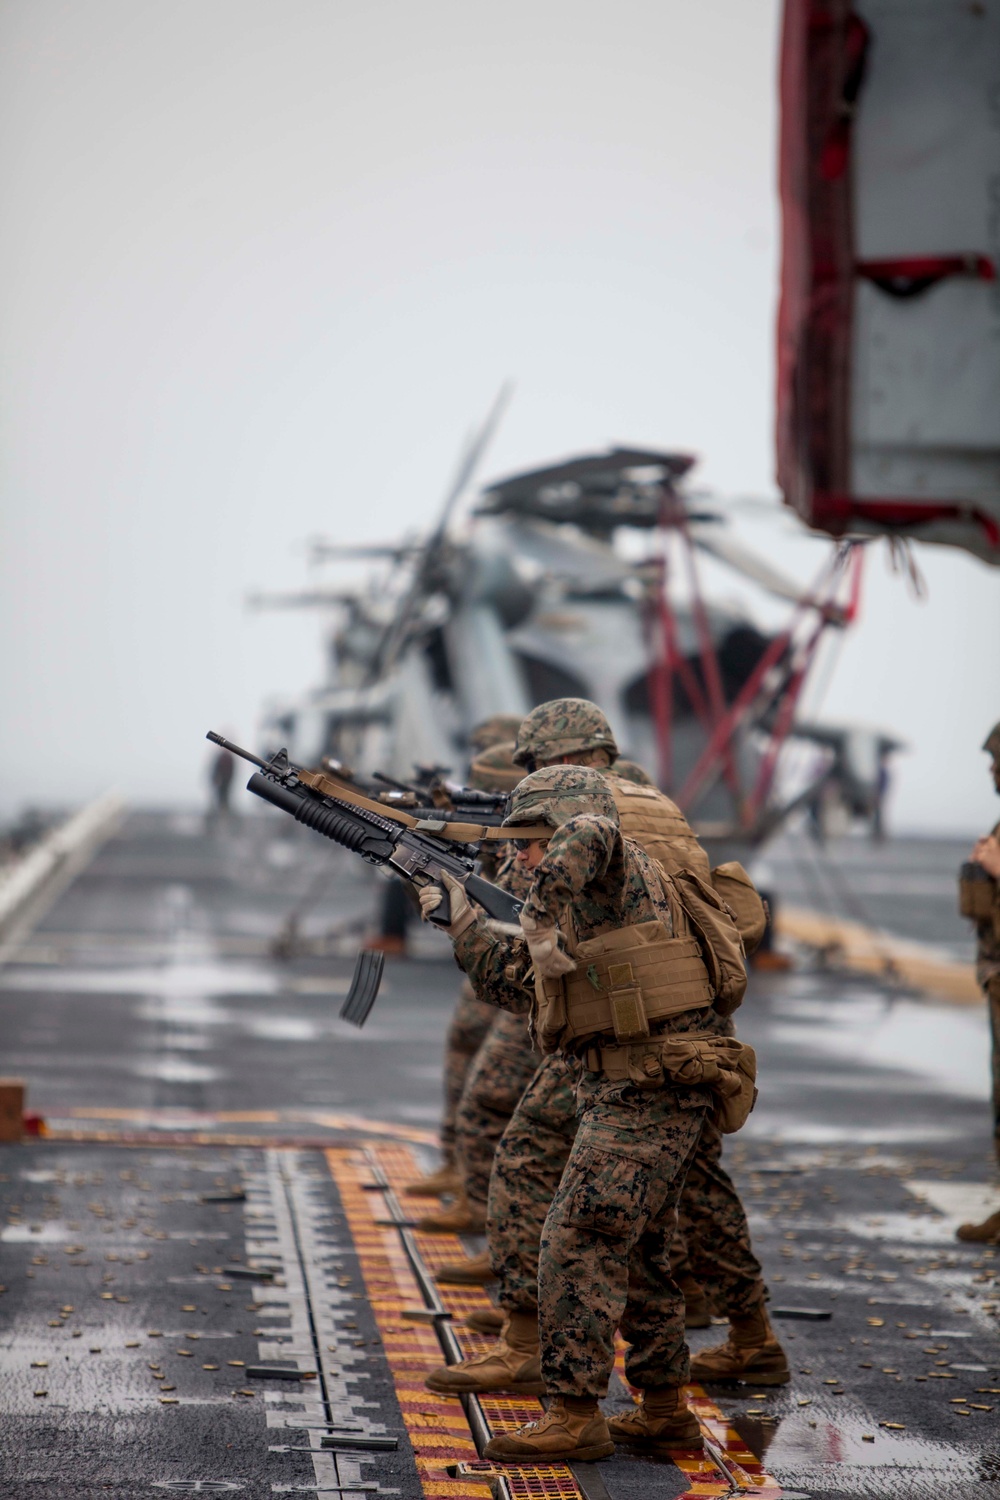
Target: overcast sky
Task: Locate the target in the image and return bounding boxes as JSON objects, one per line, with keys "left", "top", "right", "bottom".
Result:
{"left": 0, "top": 0, "right": 996, "bottom": 834}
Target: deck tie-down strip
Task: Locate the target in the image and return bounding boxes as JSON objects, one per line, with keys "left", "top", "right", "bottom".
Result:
{"left": 326, "top": 1141, "right": 782, "bottom": 1500}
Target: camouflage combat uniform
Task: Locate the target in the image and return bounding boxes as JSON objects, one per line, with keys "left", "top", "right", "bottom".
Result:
{"left": 453, "top": 853, "right": 540, "bottom": 1215}
{"left": 435, "top": 732, "right": 524, "bottom": 1166}
{"left": 479, "top": 759, "right": 764, "bottom": 1334}
{"left": 454, "top": 776, "right": 721, "bottom": 1397}
{"left": 440, "top": 983, "right": 496, "bottom": 1163}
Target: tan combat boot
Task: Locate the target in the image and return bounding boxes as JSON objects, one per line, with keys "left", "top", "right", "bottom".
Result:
{"left": 424, "top": 1310, "right": 543, "bottom": 1396}
{"left": 403, "top": 1160, "right": 462, "bottom": 1199}
{"left": 956, "top": 1208, "right": 1000, "bottom": 1243}
{"left": 465, "top": 1305, "right": 505, "bottom": 1335}
{"left": 689, "top": 1303, "right": 790, "bottom": 1386}
{"left": 435, "top": 1248, "right": 495, "bottom": 1285}
{"left": 681, "top": 1275, "right": 711, "bottom": 1329}
{"left": 483, "top": 1398, "right": 614, "bottom": 1463}
{"left": 608, "top": 1387, "right": 703, "bottom": 1453}
{"left": 415, "top": 1192, "right": 487, "bottom": 1235}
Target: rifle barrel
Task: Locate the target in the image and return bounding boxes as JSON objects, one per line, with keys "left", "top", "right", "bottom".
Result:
{"left": 206, "top": 730, "right": 272, "bottom": 772}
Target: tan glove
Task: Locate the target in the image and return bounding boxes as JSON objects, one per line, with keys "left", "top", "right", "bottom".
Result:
{"left": 520, "top": 911, "right": 576, "bottom": 979}
{"left": 418, "top": 873, "right": 476, "bottom": 938}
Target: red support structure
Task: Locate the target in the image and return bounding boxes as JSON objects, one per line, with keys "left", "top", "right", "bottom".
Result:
{"left": 674, "top": 542, "right": 862, "bottom": 823}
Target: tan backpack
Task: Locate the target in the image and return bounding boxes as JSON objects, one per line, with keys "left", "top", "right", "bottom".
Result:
{"left": 711, "top": 862, "right": 768, "bottom": 956}
{"left": 670, "top": 868, "right": 748, "bottom": 1016}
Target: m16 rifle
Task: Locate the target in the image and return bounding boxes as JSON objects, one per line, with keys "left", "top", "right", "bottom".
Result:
{"left": 205, "top": 731, "right": 541, "bottom": 1025}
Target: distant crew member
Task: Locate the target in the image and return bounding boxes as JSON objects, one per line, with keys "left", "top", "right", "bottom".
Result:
{"left": 957, "top": 722, "right": 1000, "bottom": 1243}
{"left": 209, "top": 745, "right": 235, "bottom": 816}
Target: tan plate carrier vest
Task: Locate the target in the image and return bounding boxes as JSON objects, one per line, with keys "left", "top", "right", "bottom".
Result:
{"left": 609, "top": 779, "right": 711, "bottom": 882}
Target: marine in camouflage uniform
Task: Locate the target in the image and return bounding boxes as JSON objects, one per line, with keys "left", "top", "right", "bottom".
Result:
{"left": 404, "top": 719, "right": 522, "bottom": 1206}
{"left": 957, "top": 722, "right": 1000, "bottom": 1243}
{"left": 421, "top": 764, "right": 772, "bottom": 1462}
{"left": 444, "top": 701, "right": 777, "bottom": 1374}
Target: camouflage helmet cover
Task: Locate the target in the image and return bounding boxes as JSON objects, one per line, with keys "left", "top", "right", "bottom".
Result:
{"left": 469, "top": 714, "right": 524, "bottom": 753}
{"left": 610, "top": 758, "right": 655, "bottom": 788}
{"left": 512, "top": 698, "right": 619, "bottom": 767}
{"left": 467, "top": 741, "right": 523, "bottom": 793}
{"left": 983, "top": 722, "right": 1000, "bottom": 762}
{"left": 502, "top": 764, "right": 619, "bottom": 831}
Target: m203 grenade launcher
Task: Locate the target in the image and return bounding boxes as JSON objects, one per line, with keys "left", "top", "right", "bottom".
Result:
{"left": 206, "top": 731, "right": 525, "bottom": 1025}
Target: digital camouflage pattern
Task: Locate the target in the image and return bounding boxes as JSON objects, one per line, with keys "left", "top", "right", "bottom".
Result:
{"left": 440, "top": 981, "right": 496, "bottom": 1157}
{"left": 451, "top": 851, "right": 538, "bottom": 1210}
{"left": 670, "top": 1117, "right": 765, "bottom": 1317}
{"left": 611, "top": 758, "right": 655, "bottom": 787}
{"left": 448, "top": 790, "right": 772, "bottom": 1398}
{"left": 488, "top": 1056, "right": 763, "bottom": 1320}
{"left": 467, "top": 740, "right": 523, "bottom": 793}
{"left": 451, "top": 806, "right": 731, "bottom": 1399}
{"left": 456, "top": 1009, "right": 542, "bottom": 1213}
{"left": 538, "top": 1071, "right": 708, "bottom": 1396}
{"left": 502, "top": 764, "right": 619, "bottom": 833}
{"left": 513, "top": 698, "right": 619, "bottom": 768}
{"left": 488, "top": 1051, "right": 582, "bottom": 1310}
{"left": 469, "top": 714, "right": 525, "bottom": 753}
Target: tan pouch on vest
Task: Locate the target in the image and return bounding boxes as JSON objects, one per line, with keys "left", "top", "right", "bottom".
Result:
{"left": 589, "top": 1035, "right": 758, "bottom": 1132}
{"left": 671, "top": 869, "right": 748, "bottom": 1016}
{"left": 533, "top": 920, "right": 714, "bottom": 1055}
{"left": 711, "top": 862, "right": 768, "bottom": 956}
{"left": 959, "top": 862, "right": 997, "bottom": 922}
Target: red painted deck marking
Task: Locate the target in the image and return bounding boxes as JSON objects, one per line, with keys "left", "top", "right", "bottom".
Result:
{"left": 326, "top": 1146, "right": 489, "bottom": 1499}
{"left": 338, "top": 1138, "right": 781, "bottom": 1500}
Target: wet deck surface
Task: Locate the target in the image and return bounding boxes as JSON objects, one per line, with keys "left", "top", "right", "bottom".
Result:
{"left": 1, "top": 812, "right": 998, "bottom": 1498}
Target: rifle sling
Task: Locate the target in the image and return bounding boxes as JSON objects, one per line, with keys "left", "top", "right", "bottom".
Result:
{"left": 297, "top": 770, "right": 551, "bottom": 843}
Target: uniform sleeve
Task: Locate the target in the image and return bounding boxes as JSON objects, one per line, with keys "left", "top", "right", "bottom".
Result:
{"left": 521, "top": 815, "right": 619, "bottom": 928}
{"left": 452, "top": 915, "right": 534, "bottom": 1015}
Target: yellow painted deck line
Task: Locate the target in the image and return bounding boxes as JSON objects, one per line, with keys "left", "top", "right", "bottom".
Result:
{"left": 364, "top": 1142, "right": 784, "bottom": 1500}
{"left": 325, "top": 1145, "right": 489, "bottom": 1500}
{"left": 776, "top": 903, "right": 980, "bottom": 1005}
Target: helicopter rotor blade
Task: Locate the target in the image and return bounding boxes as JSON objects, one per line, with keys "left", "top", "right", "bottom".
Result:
{"left": 686, "top": 522, "right": 814, "bottom": 605}
{"left": 370, "top": 381, "right": 514, "bottom": 677}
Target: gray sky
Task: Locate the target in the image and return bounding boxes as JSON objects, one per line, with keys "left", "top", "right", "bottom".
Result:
{"left": 0, "top": 0, "right": 996, "bottom": 833}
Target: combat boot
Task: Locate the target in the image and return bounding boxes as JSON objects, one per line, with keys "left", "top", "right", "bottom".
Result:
{"left": 465, "top": 1305, "right": 505, "bottom": 1334}
{"left": 607, "top": 1387, "right": 703, "bottom": 1453}
{"left": 435, "top": 1249, "right": 495, "bottom": 1285}
{"left": 689, "top": 1303, "right": 790, "bottom": 1386}
{"left": 483, "top": 1398, "right": 614, "bottom": 1463}
{"left": 956, "top": 1208, "right": 1000, "bottom": 1243}
{"left": 403, "top": 1160, "right": 462, "bottom": 1199}
{"left": 681, "top": 1275, "right": 711, "bottom": 1329}
{"left": 425, "top": 1310, "right": 543, "bottom": 1396}
{"left": 415, "top": 1192, "right": 487, "bottom": 1235}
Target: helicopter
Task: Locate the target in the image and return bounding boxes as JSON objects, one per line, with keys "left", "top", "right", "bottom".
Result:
{"left": 251, "top": 397, "right": 895, "bottom": 866}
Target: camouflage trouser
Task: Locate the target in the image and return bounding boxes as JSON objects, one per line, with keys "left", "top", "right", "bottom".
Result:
{"left": 488, "top": 1053, "right": 581, "bottom": 1310}
{"left": 539, "top": 1073, "right": 709, "bottom": 1397}
{"left": 440, "top": 981, "right": 496, "bottom": 1158}
{"left": 669, "top": 1116, "right": 765, "bottom": 1317}
{"left": 455, "top": 1010, "right": 541, "bottom": 1214}
{"left": 488, "top": 1059, "right": 767, "bottom": 1394}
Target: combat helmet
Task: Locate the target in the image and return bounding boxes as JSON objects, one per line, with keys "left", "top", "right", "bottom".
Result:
{"left": 468, "top": 741, "right": 523, "bottom": 793}
{"left": 501, "top": 764, "right": 619, "bottom": 831}
{"left": 983, "top": 722, "right": 1000, "bottom": 762}
{"left": 610, "top": 757, "right": 655, "bottom": 787}
{"left": 469, "top": 714, "right": 524, "bottom": 753}
{"left": 512, "top": 698, "right": 619, "bottom": 770}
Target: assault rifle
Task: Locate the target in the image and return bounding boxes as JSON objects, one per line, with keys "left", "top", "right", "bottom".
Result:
{"left": 206, "top": 731, "right": 536, "bottom": 1026}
